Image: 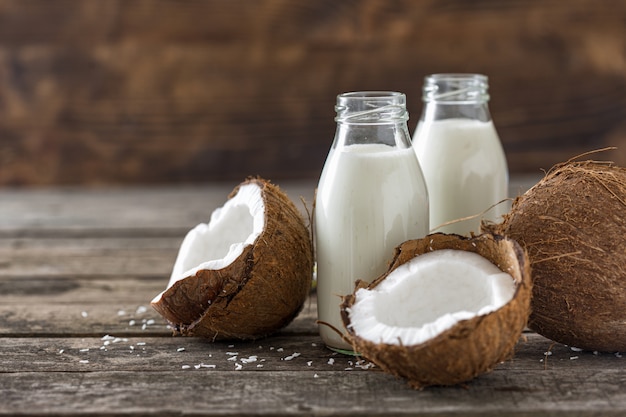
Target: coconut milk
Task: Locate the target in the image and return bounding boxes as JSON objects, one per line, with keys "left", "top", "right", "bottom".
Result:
{"left": 413, "top": 118, "right": 508, "bottom": 235}
{"left": 315, "top": 143, "right": 429, "bottom": 351}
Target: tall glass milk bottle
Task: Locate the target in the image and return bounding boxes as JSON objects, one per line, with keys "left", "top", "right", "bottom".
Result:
{"left": 315, "top": 91, "right": 429, "bottom": 352}
{"left": 412, "top": 74, "right": 508, "bottom": 236}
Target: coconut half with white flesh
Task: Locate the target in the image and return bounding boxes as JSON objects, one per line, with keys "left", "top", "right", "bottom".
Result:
{"left": 151, "top": 178, "right": 313, "bottom": 340}
{"left": 341, "top": 233, "right": 531, "bottom": 390}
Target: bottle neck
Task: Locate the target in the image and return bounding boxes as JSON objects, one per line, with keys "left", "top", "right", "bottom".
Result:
{"left": 420, "top": 74, "right": 492, "bottom": 123}
{"left": 334, "top": 91, "right": 412, "bottom": 149}
{"left": 421, "top": 101, "right": 492, "bottom": 123}
{"left": 334, "top": 122, "right": 412, "bottom": 149}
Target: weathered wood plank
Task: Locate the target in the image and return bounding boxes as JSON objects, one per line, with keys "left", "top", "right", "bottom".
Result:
{"left": 0, "top": 181, "right": 625, "bottom": 416}
{"left": 0, "top": 238, "right": 178, "bottom": 276}
{"left": 0, "top": 334, "right": 621, "bottom": 374}
{"left": 0, "top": 179, "right": 536, "bottom": 236}
{"left": 8, "top": 370, "right": 626, "bottom": 416}
{"left": 2, "top": 370, "right": 621, "bottom": 417}
{"left": 0, "top": 237, "right": 181, "bottom": 277}
{"left": 0, "top": 272, "right": 318, "bottom": 336}
{"left": 0, "top": 183, "right": 316, "bottom": 236}
{"left": 0, "top": 236, "right": 316, "bottom": 336}
{"left": 0, "top": 178, "right": 534, "bottom": 337}
{"left": 0, "top": 336, "right": 624, "bottom": 416}
{"left": 0, "top": 296, "right": 318, "bottom": 337}
{"left": 0, "top": 335, "right": 360, "bottom": 373}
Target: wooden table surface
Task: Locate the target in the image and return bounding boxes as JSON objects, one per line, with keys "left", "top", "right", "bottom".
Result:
{"left": 1, "top": 177, "right": 625, "bottom": 416}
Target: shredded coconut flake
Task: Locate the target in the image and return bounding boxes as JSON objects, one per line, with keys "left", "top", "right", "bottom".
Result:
{"left": 196, "top": 363, "right": 216, "bottom": 369}
{"left": 282, "top": 352, "right": 301, "bottom": 361}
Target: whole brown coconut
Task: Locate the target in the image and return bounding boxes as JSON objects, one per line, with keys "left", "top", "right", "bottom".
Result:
{"left": 341, "top": 233, "right": 531, "bottom": 390}
{"left": 151, "top": 178, "right": 313, "bottom": 340}
{"left": 487, "top": 161, "right": 626, "bottom": 352}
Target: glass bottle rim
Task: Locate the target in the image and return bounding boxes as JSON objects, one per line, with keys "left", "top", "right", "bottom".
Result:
{"left": 335, "top": 91, "right": 409, "bottom": 124}
{"left": 423, "top": 73, "right": 490, "bottom": 104}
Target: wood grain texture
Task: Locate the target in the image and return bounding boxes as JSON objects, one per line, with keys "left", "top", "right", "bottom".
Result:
{"left": 1, "top": 182, "right": 625, "bottom": 415}
{"left": 0, "top": 0, "right": 625, "bottom": 185}
{"left": 1, "top": 336, "right": 625, "bottom": 416}
{"left": 0, "top": 182, "right": 315, "bottom": 237}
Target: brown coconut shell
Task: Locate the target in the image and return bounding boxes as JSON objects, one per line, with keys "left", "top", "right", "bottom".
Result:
{"left": 151, "top": 178, "right": 313, "bottom": 340}
{"left": 341, "top": 233, "right": 532, "bottom": 390}
{"left": 486, "top": 161, "right": 626, "bottom": 352}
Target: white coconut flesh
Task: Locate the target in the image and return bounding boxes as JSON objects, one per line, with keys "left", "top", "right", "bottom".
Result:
{"left": 347, "top": 249, "right": 516, "bottom": 346}
{"left": 151, "top": 183, "right": 265, "bottom": 303}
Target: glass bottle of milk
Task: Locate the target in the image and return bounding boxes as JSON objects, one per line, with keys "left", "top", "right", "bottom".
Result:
{"left": 412, "top": 74, "right": 508, "bottom": 236}
{"left": 315, "top": 91, "right": 429, "bottom": 352}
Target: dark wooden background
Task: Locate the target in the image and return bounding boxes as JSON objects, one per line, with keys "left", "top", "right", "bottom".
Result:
{"left": 1, "top": 0, "right": 625, "bottom": 186}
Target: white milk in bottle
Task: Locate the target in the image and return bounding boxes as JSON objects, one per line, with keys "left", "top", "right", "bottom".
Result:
{"left": 412, "top": 74, "right": 508, "bottom": 235}
{"left": 315, "top": 92, "right": 429, "bottom": 352}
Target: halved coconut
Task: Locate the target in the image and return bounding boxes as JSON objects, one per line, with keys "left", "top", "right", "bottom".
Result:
{"left": 341, "top": 233, "right": 531, "bottom": 389}
{"left": 151, "top": 178, "right": 313, "bottom": 340}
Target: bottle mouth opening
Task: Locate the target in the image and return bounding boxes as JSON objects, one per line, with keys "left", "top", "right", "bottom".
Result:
{"left": 335, "top": 91, "right": 409, "bottom": 123}
{"left": 423, "top": 74, "right": 489, "bottom": 103}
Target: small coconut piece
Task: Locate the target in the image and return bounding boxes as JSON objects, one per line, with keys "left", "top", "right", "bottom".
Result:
{"left": 151, "top": 178, "right": 313, "bottom": 340}
{"left": 341, "top": 233, "right": 531, "bottom": 390}
{"left": 487, "top": 160, "right": 626, "bottom": 352}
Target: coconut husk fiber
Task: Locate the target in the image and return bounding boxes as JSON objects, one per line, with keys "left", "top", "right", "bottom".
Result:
{"left": 488, "top": 160, "right": 626, "bottom": 352}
